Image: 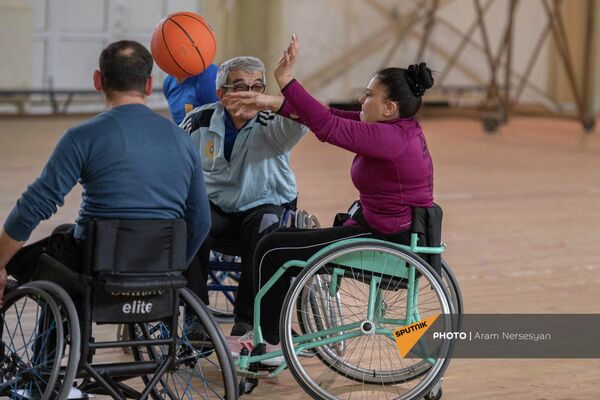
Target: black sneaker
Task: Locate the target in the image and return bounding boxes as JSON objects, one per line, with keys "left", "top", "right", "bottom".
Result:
{"left": 230, "top": 321, "right": 253, "bottom": 336}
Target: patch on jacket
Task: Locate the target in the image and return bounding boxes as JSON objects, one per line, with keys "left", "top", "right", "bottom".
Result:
{"left": 204, "top": 139, "right": 215, "bottom": 158}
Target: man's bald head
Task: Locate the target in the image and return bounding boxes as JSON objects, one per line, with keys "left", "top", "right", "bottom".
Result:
{"left": 98, "top": 40, "right": 153, "bottom": 97}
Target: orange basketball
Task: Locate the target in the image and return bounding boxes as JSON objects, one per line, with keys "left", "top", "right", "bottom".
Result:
{"left": 151, "top": 12, "right": 217, "bottom": 79}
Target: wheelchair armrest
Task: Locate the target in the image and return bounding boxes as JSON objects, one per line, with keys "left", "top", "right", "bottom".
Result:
{"left": 36, "top": 253, "right": 87, "bottom": 295}
{"left": 95, "top": 273, "right": 188, "bottom": 294}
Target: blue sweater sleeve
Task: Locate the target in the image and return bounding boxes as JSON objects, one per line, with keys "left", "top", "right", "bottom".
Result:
{"left": 183, "top": 151, "right": 211, "bottom": 264}
{"left": 3, "top": 130, "right": 83, "bottom": 241}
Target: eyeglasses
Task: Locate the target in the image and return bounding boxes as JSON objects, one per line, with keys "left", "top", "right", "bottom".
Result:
{"left": 222, "top": 83, "right": 266, "bottom": 93}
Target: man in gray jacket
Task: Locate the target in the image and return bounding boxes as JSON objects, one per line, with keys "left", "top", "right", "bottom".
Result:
{"left": 181, "top": 56, "right": 308, "bottom": 336}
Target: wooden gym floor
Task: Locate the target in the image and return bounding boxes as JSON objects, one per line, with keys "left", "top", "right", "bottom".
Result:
{"left": 1, "top": 113, "right": 599, "bottom": 399}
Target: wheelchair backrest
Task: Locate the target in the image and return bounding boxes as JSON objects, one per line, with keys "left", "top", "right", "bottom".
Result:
{"left": 85, "top": 219, "right": 187, "bottom": 275}
{"left": 411, "top": 203, "right": 443, "bottom": 274}
{"left": 84, "top": 219, "right": 188, "bottom": 323}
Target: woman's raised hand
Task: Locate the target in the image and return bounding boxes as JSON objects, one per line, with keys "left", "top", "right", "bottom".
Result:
{"left": 274, "top": 34, "right": 299, "bottom": 89}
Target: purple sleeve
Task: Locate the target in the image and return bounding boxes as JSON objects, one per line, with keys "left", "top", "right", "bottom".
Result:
{"left": 329, "top": 108, "right": 361, "bottom": 121}
{"left": 278, "top": 97, "right": 360, "bottom": 122}
{"left": 281, "top": 80, "right": 410, "bottom": 159}
{"left": 277, "top": 99, "right": 298, "bottom": 119}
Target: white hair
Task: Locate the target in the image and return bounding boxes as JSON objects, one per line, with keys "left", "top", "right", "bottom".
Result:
{"left": 215, "top": 56, "right": 266, "bottom": 88}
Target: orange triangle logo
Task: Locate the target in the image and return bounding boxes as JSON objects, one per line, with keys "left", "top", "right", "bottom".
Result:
{"left": 393, "top": 314, "right": 440, "bottom": 357}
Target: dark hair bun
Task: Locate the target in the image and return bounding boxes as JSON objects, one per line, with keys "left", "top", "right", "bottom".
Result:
{"left": 405, "top": 62, "right": 434, "bottom": 96}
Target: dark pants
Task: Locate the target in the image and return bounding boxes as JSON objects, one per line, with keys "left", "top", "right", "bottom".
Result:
{"left": 186, "top": 202, "right": 287, "bottom": 323}
{"left": 6, "top": 224, "right": 83, "bottom": 283}
{"left": 253, "top": 224, "right": 412, "bottom": 344}
{"left": 3, "top": 224, "right": 83, "bottom": 372}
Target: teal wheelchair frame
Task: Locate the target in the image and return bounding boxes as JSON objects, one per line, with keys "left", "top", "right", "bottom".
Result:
{"left": 236, "top": 233, "right": 460, "bottom": 400}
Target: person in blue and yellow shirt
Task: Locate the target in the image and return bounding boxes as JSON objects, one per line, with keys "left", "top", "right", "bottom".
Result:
{"left": 163, "top": 64, "right": 219, "bottom": 124}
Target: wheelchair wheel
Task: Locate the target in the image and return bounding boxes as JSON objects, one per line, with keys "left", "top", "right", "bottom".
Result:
{"left": 22, "top": 281, "right": 81, "bottom": 400}
{"left": 280, "top": 240, "right": 453, "bottom": 400}
{"left": 129, "top": 288, "right": 238, "bottom": 399}
{"left": 0, "top": 284, "right": 72, "bottom": 400}
{"left": 296, "top": 275, "right": 345, "bottom": 357}
{"left": 441, "top": 258, "right": 463, "bottom": 317}
{"left": 207, "top": 266, "right": 239, "bottom": 321}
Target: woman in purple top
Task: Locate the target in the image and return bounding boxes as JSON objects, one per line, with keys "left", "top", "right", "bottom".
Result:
{"left": 224, "top": 35, "right": 435, "bottom": 345}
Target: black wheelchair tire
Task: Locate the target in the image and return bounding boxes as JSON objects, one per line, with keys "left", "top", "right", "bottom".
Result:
{"left": 128, "top": 288, "right": 238, "bottom": 400}
{"left": 22, "top": 281, "right": 81, "bottom": 400}
{"left": 1, "top": 285, "right": 65, "bottom": 400}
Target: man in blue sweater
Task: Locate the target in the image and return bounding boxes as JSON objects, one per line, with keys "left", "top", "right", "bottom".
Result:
{"left": 0, "top": 40, "right": 211, "bottom": 306}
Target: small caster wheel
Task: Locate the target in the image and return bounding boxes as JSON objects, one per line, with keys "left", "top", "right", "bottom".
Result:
{"left": 483, "top": 118, "right": 499, "bottom": 133}
{"left": 424, "top": 387, "right": 442, "bottom": 400}
{"left": 239, "top": 377, "right": 258, "bottom": 395}
{"left": 583, "top": 117, "right": 595, "bottom": 132}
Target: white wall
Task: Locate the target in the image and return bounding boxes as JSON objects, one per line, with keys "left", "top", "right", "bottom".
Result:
{"left": 278, "top": 0, "right": 583, "bottom": 111}
{"left": 1, "top": 0, "right": 597, "bottom": 115}
{"left": 26, "top": 0, "right": 200, "bottom": 90}
{"left": 0, "top": 1, "right": 33, "bottom": 89}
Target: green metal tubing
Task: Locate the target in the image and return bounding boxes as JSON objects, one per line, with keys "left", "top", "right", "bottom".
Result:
{"left": 253, "top": 259, "right": 306, "bottom": 344}
{"left": 266, "top": 362, "right": 288, "bottom": 378}
{"left": 292, "top": 321, "right": 363, "bottom": 345}
{"left": 380, "top": 317, "right": 409, "bottom": 326}
{"left": 412, "top": 276, "right": 421, "bottom": 322}
{"left": 329, "top": 267, "right": 344, "bottom": 297}
{"left": 367, "top": 276, "right": 381, "bottom": 320}
{"left": 235, "top": 363, "right": 287, "bottom": 379}
{"left": 409, "top": 232, "right": 445, "bottom": 254}
{"left": 406, "top": 265, "right": 417, "bottom": 324}
{"left": 375, "top": 288, "right": 384, "bottom": 320}
{"left": 293, "top": 330, "right": 364, "bottom": 354}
